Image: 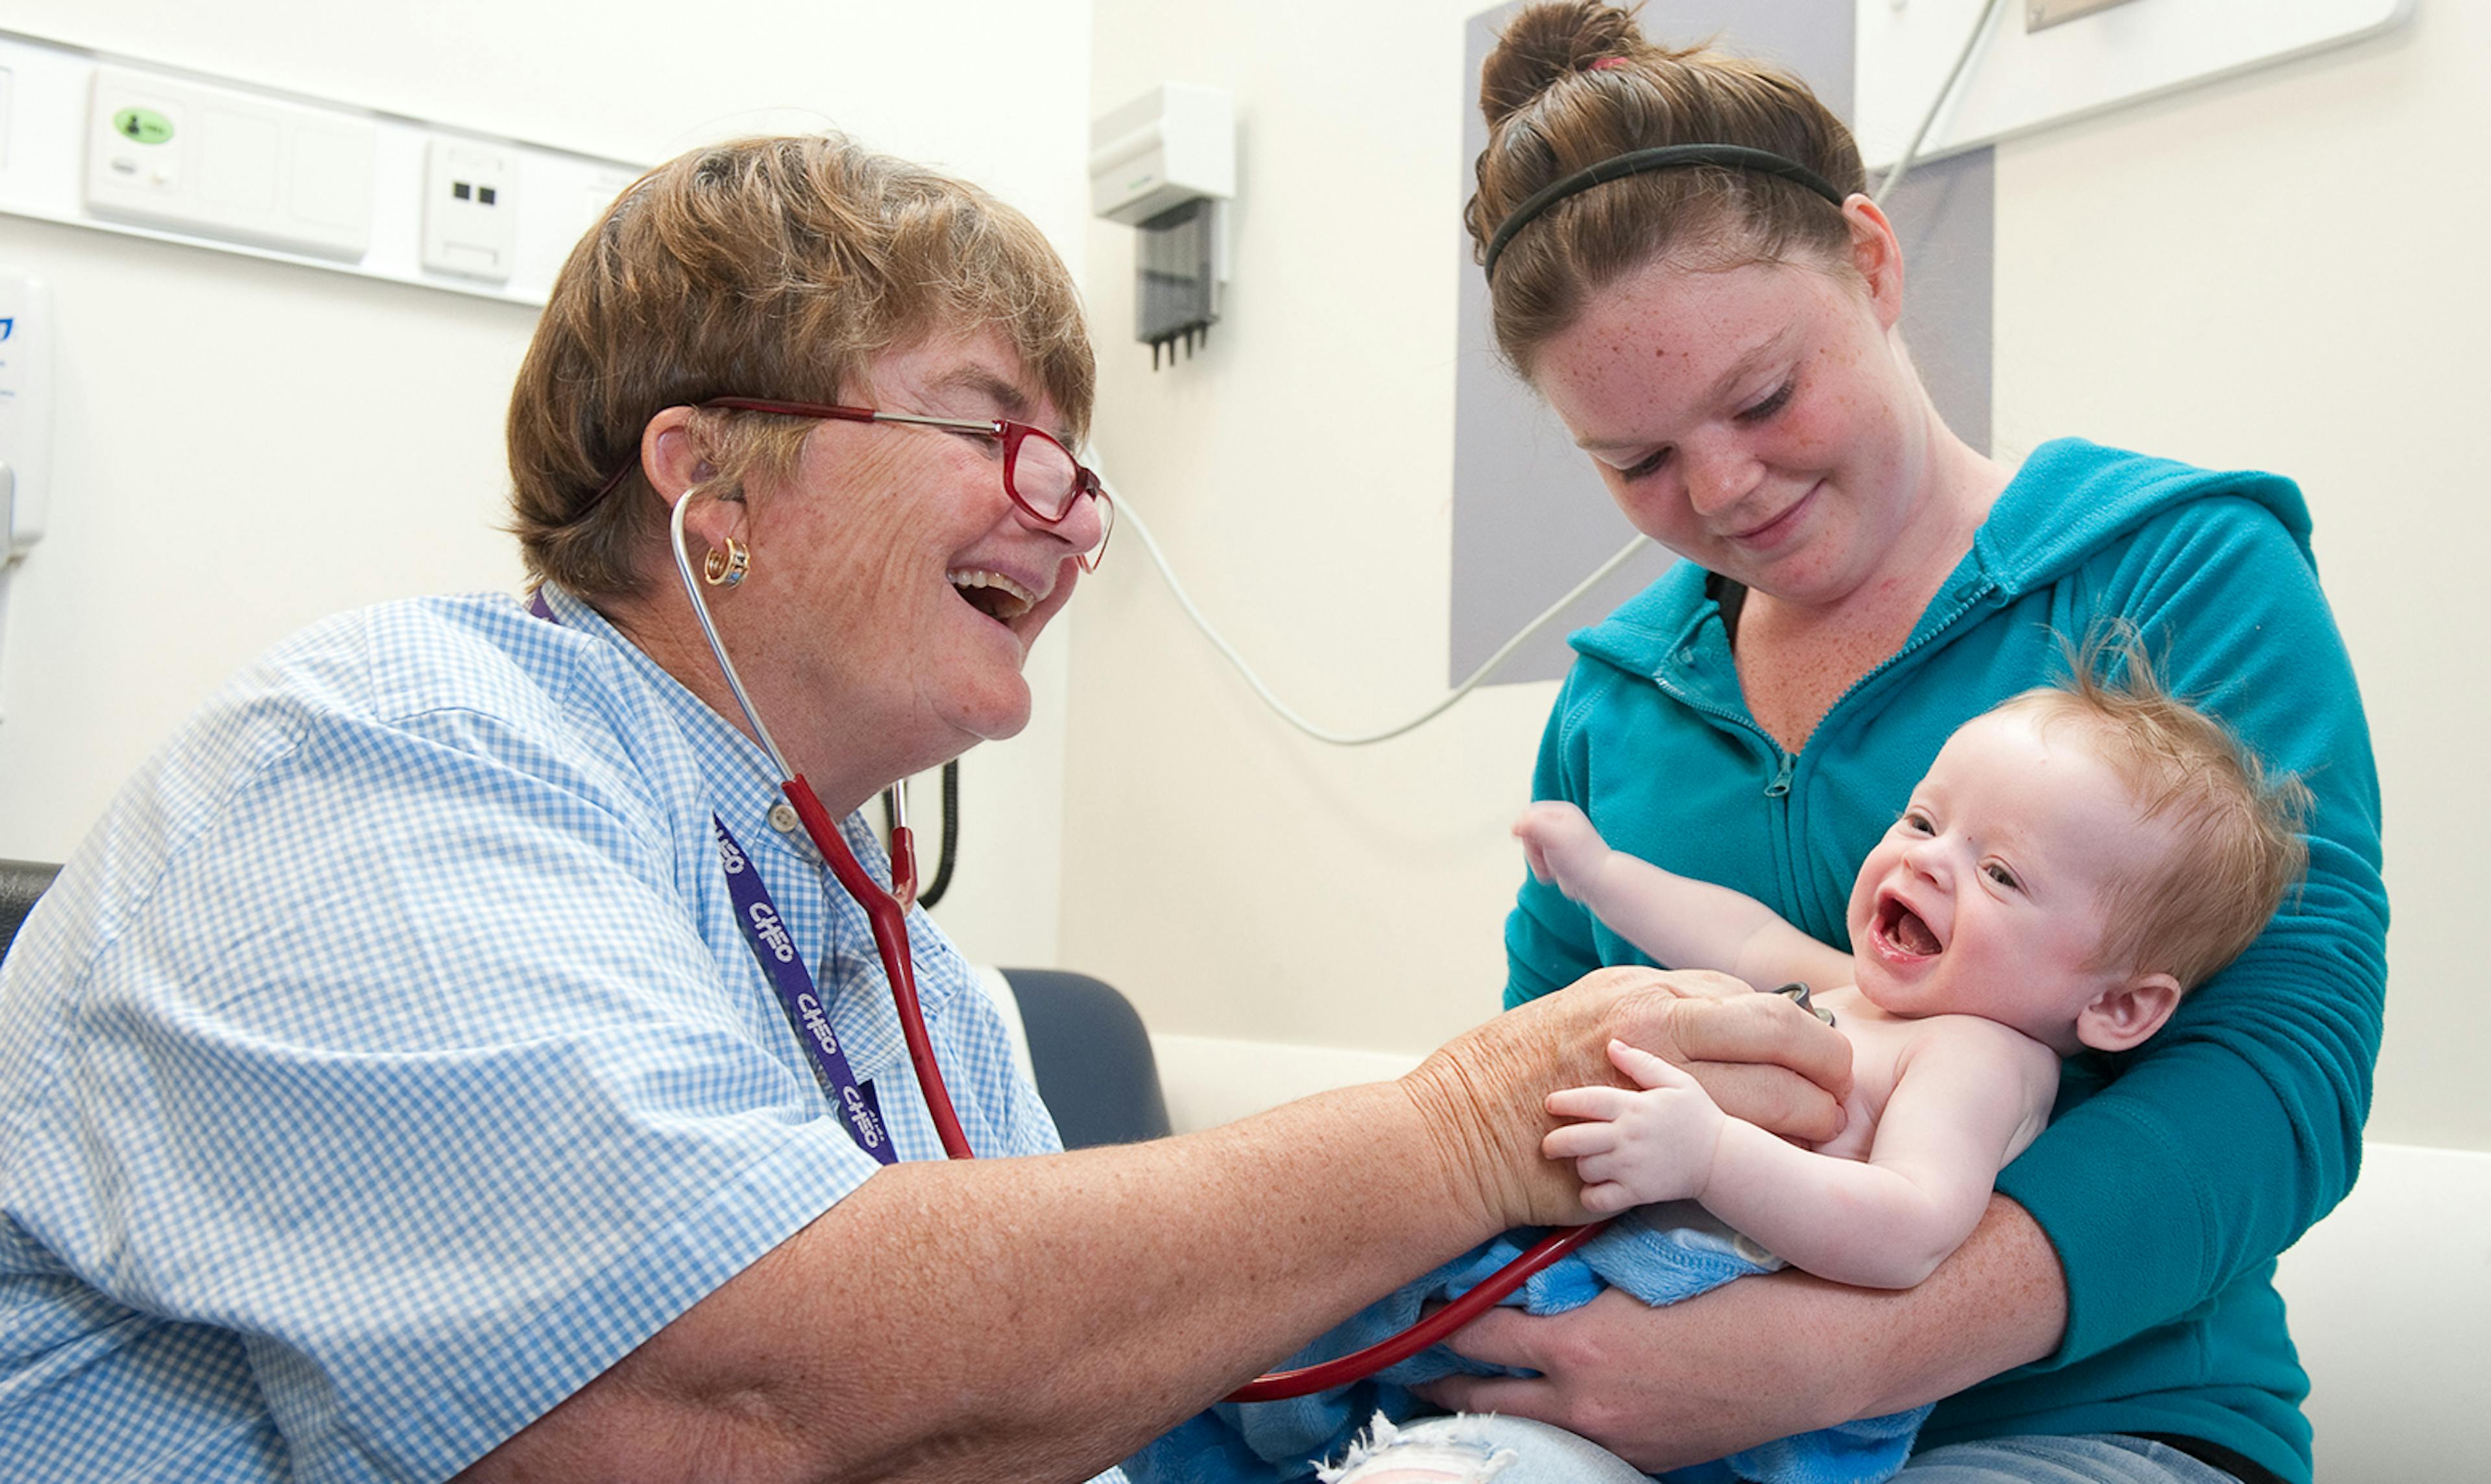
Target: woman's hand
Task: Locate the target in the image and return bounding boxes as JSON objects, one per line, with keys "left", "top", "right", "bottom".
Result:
{"left": 1399, "top": 966, "right": 1851, "bottom": 1231}
{"left": 1410, "top": 1197, "right": 2068, "bottom": 1471}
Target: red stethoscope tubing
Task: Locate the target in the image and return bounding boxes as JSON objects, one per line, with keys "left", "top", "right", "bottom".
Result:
{"left": 793, "top": 777, "right": 1596, "bottom": 1401}
{"left": 1222, "top": 1219, "right": 1612, "bottom": 1402}
{"left": 780, "top": 773, "right": 974, "bottom": 1162}
{"left": 662, "top": 493, "right": 973, "bottom": 1163}
{"left": 679, "top": 495, "right": 1575, "bottom": 1401}
{"left": 793, "top": 767, "right": 1586, "bottom": 1403}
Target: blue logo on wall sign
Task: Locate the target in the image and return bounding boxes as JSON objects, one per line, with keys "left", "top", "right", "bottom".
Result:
{"left": 0, "top": 319, "right": 14, "bottom": 342}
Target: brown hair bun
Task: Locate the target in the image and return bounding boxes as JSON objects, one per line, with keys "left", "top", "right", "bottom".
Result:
{"left": 1478, "top": 0, "right": 1645, "bottom": 128}
{"left": 1467, "top": 2, "right": 1865, "bottom": 376}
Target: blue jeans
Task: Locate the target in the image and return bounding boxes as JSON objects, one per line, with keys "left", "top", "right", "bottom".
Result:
{"left": 1318, "top": 1416, "right": 2246, "bottom": 1484}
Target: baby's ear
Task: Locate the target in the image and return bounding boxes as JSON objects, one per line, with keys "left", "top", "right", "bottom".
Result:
{"left": 2075, "top": 972, "right": 2184, "bottom": 1054}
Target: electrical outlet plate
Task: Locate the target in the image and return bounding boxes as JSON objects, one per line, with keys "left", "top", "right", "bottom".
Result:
{"left": 2028, "top": 0, "right": 2145, "bottom": 30}
{"left": 421, "top": 137, "right": 514, "bottom": 282}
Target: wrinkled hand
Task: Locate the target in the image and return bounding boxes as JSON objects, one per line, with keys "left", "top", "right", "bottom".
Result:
{"left": 1543, "top": 1040, "right": 1726, "bottom": 1214}
{"left": 1513, "top": 801, "right": 1610, "bottom": 903}
{"left": 1399, "top": 967, "right": 1850, "bottom": 1232}
{"left": 1408, "top": 1284, "right": 1841, "bottom": 1472}
{"left": 1412, "top": 1199, "right": 2067, "bottom": 1471}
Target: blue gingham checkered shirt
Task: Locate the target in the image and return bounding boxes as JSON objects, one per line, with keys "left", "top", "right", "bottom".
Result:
{"left": 0, "top": 588, "right": 1126, "bottom": 1483}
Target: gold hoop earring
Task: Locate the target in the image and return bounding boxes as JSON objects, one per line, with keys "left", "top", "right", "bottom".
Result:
{"left": 702, "top": 538, "right": 750, "bottom": 588}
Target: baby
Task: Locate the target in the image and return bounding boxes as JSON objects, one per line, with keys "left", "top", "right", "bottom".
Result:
{"left": 1177, "top": 647, "right": 2314, "bottom": 1484}
{"left": 1518, "top": 649, "right": 2313, "bottom": 1291}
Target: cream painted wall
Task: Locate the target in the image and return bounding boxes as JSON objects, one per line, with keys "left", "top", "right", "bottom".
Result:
{"left": 0, "top": 0, "right": 1095, "bottom": 969}
{"left": 1988, "top": 5, "right": 2485, "bottom": 1148}
{"left": 1064, "top": 1, "right": 2484, "bottom": 1150}
{"left": 1065, "top": 1, "right": 1561, "bottom": 1057}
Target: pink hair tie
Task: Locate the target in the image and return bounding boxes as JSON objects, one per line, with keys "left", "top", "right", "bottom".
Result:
{"left": 1587, "top": 55, "right": 1626, "bottom": 71}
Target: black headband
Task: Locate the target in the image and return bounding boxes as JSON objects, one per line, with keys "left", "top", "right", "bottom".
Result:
{"left": 1481, "top": 144, "right": 1849, "bottom": 280}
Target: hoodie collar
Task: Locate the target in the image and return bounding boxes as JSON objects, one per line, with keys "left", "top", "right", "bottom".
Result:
{"left": 1568, "top": 438, "right": 2315, "bottom": 681}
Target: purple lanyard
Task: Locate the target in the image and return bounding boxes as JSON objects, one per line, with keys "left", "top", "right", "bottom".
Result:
{"left": 710, "top": 813, "right": 895, "bottom": 1164}
{"left": 529, "top": 588, "right": 895, "bottom": 1164}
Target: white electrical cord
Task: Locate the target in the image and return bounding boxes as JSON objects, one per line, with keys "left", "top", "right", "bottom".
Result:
{"left": 1092, "top": 0, "right": 2002, "bottom": 748}
{"left": 1106, "top": 479, "right": 1650, "bottom": 748}
{"left": 1873, "top": 0, "right": 2008, "bottom": 208}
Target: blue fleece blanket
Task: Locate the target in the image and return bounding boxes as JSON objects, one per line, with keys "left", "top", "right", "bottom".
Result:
{"left": 1126, "top": 1210, "right": 1930, "bottom": 1484}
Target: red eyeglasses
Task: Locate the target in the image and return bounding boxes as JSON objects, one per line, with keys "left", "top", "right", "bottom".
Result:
{"left": 684, "top": 396, "right": 1115, "bottom": 572}
{"left": 584, "top": 398, "right": 1114, "bottom": 571}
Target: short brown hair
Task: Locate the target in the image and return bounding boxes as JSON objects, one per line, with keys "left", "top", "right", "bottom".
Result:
{"left": 1996, "top": 629, "right": 2313, "bottom": 992}
{"left": 508, "top": 134, "right": 1096, "bottom": 597}
{"left": 1464, "top": 2, "right": 1866, "bottom": 377}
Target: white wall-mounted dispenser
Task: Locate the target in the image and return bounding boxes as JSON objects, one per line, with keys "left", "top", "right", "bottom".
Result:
{"left": 0, "top": 269, "right": 52, "bottom": 563}
{"left": 0, "top": 266, "right": 53, "bottom": 723}
{"left": 1089, "top": 83, "right": 1234, "bottom": 369}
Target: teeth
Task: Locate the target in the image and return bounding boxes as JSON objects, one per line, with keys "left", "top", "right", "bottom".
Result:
{"left": 949, "top": 569, "right": 1037, "bottom": 619}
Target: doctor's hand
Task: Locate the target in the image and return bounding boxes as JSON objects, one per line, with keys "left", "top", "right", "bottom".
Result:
{"left": 1398, "top": 966, "right": 1849, "bottom": 1232}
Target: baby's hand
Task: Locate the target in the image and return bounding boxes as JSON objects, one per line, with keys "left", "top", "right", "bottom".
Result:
{"left": 1542, "top": 1040, "right": 1727, "bottom": 1215}
{"left": 1513, "top": 801, "right": 1611, "bottom": 901}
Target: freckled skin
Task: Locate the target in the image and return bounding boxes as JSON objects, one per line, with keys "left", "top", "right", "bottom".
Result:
{"left": 1532, "top": 207, "right": 2013, "bottom": 750}
{"left": 625, "top": 328, "right": 1104, "bottom": 815}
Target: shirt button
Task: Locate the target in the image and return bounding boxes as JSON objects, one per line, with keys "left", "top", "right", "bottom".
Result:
{"left": 768, "top": 802, "right": 800, "bottom": 833}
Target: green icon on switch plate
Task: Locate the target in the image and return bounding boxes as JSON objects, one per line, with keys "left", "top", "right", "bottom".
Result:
{"left": 112, "top": 108, "right": 175, "bottom": 145}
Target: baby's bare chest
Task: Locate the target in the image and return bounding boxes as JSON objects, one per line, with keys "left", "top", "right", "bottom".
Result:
{"left": 1805, "top": 988, "right": 1932, "bottom": 1162}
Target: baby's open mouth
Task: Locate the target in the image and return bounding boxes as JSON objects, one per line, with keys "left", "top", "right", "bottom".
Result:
{"left": 1876, "top": 896, "right": 1942, "bottom": 957}
{"left": 950, "top": 569, "right": 1035, "bottom": 622}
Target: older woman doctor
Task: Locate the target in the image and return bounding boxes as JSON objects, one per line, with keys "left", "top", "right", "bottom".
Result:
{"left": 0, "top": 136, "right": 1853, "bottom": 1483}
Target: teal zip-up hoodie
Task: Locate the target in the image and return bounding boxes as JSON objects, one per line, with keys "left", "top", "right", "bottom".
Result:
{"left": 1506, "top": 439, "right": 2387, "bottom": 1483}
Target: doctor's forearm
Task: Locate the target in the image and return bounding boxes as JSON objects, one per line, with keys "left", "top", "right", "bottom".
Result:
{"left": 453, "top": 970, "right": 1851, "bottom": 1483}
{"left": 458, "top": 1078, "right": 1509, "bottom": 1484}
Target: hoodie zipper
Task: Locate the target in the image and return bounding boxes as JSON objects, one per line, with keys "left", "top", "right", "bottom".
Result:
{"left": 1646, "top": 573, "right": 2001, "bottom": 940}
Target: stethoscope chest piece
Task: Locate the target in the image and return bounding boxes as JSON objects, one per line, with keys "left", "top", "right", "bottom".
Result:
{"left": 1772, "top": 981, "right": 1837, "bottom": 1028}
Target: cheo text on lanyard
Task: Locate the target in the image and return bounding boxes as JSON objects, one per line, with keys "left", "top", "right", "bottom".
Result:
{"left": 713, "top": 811, "right": 893, "bottom": 1164}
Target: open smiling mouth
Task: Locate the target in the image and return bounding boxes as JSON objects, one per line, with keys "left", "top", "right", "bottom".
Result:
{"left": 1874, "top": 895, "right": 1943, "bottom": 958}
{"left": 950, "top": 569, "right": 1036, "bottom": 623}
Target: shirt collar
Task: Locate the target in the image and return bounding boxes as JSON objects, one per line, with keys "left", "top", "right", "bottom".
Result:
{"left": 527, "top": 585, "right": 905, "bottom": 878}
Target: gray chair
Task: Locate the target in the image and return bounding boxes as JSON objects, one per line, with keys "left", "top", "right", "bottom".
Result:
{"left": 0, "top": 859, "right": 60, "bottom": 963}
{"left": 998, "top": 967, "right": 1173, "bottom": 1149}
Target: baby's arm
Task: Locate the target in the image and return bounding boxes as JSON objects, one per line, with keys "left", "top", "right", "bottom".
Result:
{"left": 1515, "top": 801, "right": 1853, "bottom": 992}
{"left": 1545, "top": 1023, "right": 2058, "bottom": 1288}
